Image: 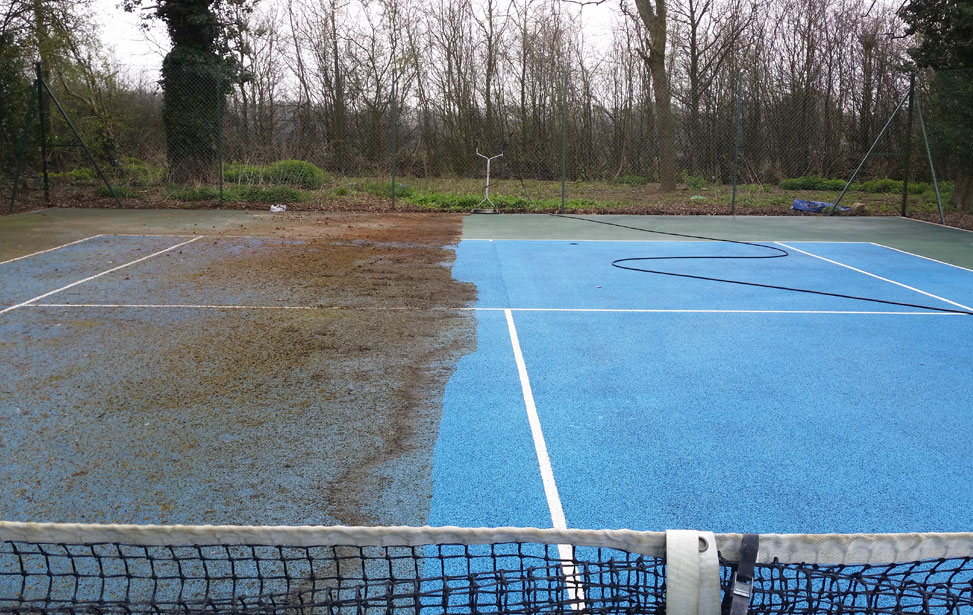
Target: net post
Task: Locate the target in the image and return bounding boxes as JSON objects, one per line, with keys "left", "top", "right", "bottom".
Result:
{"left": 730, "top": 71, "right": 743, "bottom": 216}
{"left": 914, "top": 83, "right": 946, "bottom": 225}
{"left": 901, "top": 73, "right": 915, "bottom": 217}
{"left": 35, "top": 62, "right": 49, "bottom": 204}
{"left": 560, "top": 69, "right": 567, "bottom": 214}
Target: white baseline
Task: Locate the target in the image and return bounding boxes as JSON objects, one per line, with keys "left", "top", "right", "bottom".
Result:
{"left": 775, "top": 241, "right": 973, "bottom": 312}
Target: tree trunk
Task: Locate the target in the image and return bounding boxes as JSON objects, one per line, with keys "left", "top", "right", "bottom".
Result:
{"left": 634, "top": 0, "right": 677, "bottom": 192}
{"left": 647, "top": 52, "right": 677, "bottom": 191}
{"left": 162, "top": 49, "right": 222, "bottom": 183}
{"left": 952, "top": 174, "right": 972, "bottom": 212}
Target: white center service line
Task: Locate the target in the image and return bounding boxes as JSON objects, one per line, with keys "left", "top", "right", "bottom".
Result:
{"left": 504, "top": 308, "right": 584, "bottom": 609}
{"left": 776, "top": 241, "right": 973, "bottom": 312}
{"left": 504, "top": 308, "right": 567, "bottom": 529}
{"left": 0, "top": 235, "right": 105, "bottom": 266}
{"left": 0, "top": 237, "right": 203, "bottom": 316}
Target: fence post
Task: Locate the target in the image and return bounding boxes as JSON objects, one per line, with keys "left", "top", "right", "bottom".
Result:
{"left": 560, "top": 70, "right": 567, "bottom": 214}
{"left": 217, "top": 67, "right": 224, "bottom": 207}
{"left": 35, "top": 63, "right": 49, "bottom": 204}
{"left": 391, "top": 69, "right": 397, "bottom": 211}
{"left": 731, "top": 71, "right": 744, "bottom": 215}
{"left": 901, "top": 73, "right": 915, "bottom": 217}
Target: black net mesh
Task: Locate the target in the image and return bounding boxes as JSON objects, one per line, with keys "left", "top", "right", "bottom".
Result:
{"left": 741, "top": 557, "right": 973, "bottom": 615}
{"left": 1, "top": 538, "right": 971, "bottom": 615}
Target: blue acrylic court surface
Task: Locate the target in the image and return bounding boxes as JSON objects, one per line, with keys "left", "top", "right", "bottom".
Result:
{"left": 429, "top": 225, "right": 973, "bottom": 535}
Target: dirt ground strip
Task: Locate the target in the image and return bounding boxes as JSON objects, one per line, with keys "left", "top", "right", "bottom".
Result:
{"left": 0, "top": 212, "right": 478, "bottom": 526}
{"left": 8, "top": 184, "right": 973, "bottom": 231}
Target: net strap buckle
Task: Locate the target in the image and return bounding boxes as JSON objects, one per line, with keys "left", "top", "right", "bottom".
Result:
{"left": 723, "top": 533, "right": 759, "bottom": 615}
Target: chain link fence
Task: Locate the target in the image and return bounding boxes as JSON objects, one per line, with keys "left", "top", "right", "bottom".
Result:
{"left": 3, "top": 59, "right": 970, "bottom": 222}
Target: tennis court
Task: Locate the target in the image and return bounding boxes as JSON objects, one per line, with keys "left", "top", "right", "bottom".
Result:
{"left": 430, "top": 214, "right": 973, "bottom": 535}
{"left": 2, "top": 209, "right": 972, "bottom": 614}
{"left": 2, "top": 211, "right": 971, "bottom": 535}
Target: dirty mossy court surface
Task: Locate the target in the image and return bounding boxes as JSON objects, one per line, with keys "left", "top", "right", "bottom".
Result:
{"left": 0, "top": 209, "right": 476, "bottom": 526}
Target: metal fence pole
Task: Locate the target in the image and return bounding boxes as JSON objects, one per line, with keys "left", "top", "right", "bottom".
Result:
{"left": 217, "top": 68, "right": 224, "bottom": 207}
{"left": 35, "top": 63, "right": 49, "bottom": 204}
{"left": 901, "top": 73, "right": 915, "bottom": 217}
{"left": 730, "top": 71, "right": 744, "bottom": 215}
{"left": 391, "top": 70, "right": 397, "bottom": 211}
{"left": 560, "top": 70, "right": 567, "bottom": 214}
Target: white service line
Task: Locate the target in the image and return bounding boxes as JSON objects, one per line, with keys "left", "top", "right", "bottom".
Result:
{"left": 776, "top": 241, "right": 973, "bottom": 312}
{"left": 0, "top": 236, "right": 203, "bottom": 316}
{"left": 481, "top": 307, "right": 958, "bottom": 315}
{"left": 870, "top": 242, "right": 973, "bottom": 273}
{"left": 0, "top": 235, "right": 104, "bottom": 266}
{"left": 504, "top": 308, "right": 567, "bottom": 530}
{"left": 29, "top": 303, "right": 320, "bottom": 310}
{"left": 503, "top": 308, "right": 584, "bottom": 609}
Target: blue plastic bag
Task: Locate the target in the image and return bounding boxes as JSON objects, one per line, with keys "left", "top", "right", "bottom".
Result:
{"left": 792, "top": 199, "right": 850, "bottom": 213}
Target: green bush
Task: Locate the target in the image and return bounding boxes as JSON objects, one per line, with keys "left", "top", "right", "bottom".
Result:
{"left": 682, "top": 173, "right": 707, "bottom": 190}
{"left": 223, "top": 163, "right": 264, "bottom": 184}
{"left": 50, "top": 167, "right": 98, "bottom": 183}
{"left": 263, "top": 160, "right": 330, "bottom": 189}
{"left": 166, "top": 185, "right": 220, "bottom": 201}
{"left": 855, "top": 178, "right": 900, "bottom": 193}
{"left": 358, "top": 181, "right": 415, "bottom": 199}
{"left": 223, "top": 160, "right": 330, "bottom": 189}
{"left": 120, "top": 157, "right": 166, "bottom": 186}
{"left": 612, "top": 174, "right": 649, "bottom": 186}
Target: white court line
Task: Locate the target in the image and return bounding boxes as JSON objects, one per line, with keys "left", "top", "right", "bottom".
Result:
{"left": 870, "top": 242, "right": 973, "bottom": 273}
{"left": 776, "top": 242, "right": 973, "bottom": 312}
{"left": 481, "top": 307, "right": 959, "bottom": 315}
{"left": 504, "top": 308, "right": 568, "bottom": 530}
{"left": 905, "top": 217, "right": 973, "bottom": 234}
{"left": 0, "top": 235, "right": 104, "bottom": 266}
{"left": 462, "top": 238, "right": 873, "bottom": 243}
{"left": 503, "top": 308, "right": 584, "bottom": 608}
{"left": 0, "top": 237, "right": 203, "bottom": 316}
{"left": 13, "top": 303, "right": 964, "bottom": 316}
{"left": 108, "top": 234, "right": 200, "bottom": 238}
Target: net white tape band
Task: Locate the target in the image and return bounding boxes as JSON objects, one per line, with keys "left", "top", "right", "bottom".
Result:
{"left": 1, "top": 521, "right": 970, "bottom": 565}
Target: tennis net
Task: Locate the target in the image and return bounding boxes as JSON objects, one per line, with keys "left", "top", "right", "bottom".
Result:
{"left": 1, "top": 522, "right": 971, "bottom": 615}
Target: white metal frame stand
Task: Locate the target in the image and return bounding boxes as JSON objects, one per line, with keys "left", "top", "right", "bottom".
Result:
{"left": 472, "top": 146, "right": 504, "bottom": 213}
